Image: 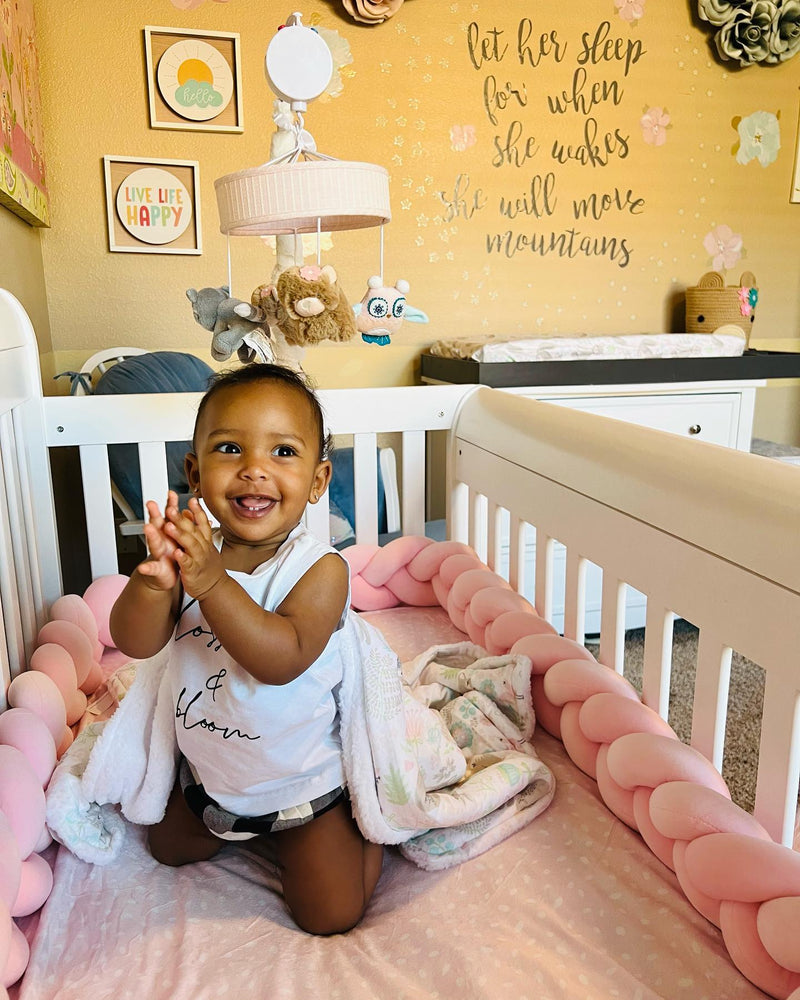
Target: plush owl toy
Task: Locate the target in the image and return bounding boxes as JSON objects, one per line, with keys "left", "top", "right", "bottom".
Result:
{"left": 353, "top": 276, "right": 429, "bottom": 346}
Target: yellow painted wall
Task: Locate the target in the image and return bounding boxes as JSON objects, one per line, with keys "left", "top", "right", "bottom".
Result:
{"left": 29, "top": 1, "right": 800, "bottom": 435}
{"left": 0, "top": 210, "right": 52, "bottom": 351}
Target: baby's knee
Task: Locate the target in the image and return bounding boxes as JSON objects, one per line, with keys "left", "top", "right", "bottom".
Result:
{"left": 147, "top": 828, "right": 219, "bottom": 867}
{"left": 291, "top": 898, "right": 367, "bottom": 936}
{"left": 147, "top": 828, "right": 188, "bottom": 867}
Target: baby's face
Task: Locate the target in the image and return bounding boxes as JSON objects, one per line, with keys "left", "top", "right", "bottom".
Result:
{"left": 187, "top": 381, "right": 329, "bottom": 561}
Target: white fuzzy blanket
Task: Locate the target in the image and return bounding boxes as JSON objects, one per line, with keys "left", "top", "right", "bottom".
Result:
{"left": 46, "top": 614, "right": 554, "bottom": 870}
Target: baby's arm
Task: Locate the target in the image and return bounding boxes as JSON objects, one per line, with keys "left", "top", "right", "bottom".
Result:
{"left": 199, "top": 553, "right": 348, "bottom": 684}
{"left": 165, "top": 499, "right": 348, "bottom": 685}
{"left": 109, "top": 492, "right": 182, "bottom": 658}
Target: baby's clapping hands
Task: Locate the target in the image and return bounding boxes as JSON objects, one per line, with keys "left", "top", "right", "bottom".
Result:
{"left": 162, "top": 496, "right": 225, "bottom": 602}
{"left": 138, "top": 491, "right": 183, "bottom": 592}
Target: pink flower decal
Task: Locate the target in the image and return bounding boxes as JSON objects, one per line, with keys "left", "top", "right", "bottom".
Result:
{"left": 615, "top": 0, "right": 646, "bottom": 23}
{"left": 450, "top": 125, "right": 477, "bottom": 152}
{"left": 702, "top": 224, "right": 744, "bottom": 271}
{"left": 640, "top": 106, "right": 670, "bottom": 146}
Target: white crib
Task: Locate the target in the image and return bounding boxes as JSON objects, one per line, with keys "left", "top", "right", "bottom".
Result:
{"left": 2, "top": 288, "right": 799, "bottom": 1000}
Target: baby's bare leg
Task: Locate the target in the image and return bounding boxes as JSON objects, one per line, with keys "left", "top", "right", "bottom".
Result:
{"left": 269, "top": 801, "right": 383, "bottom": 935}
{"left": 147, "top": 778, "right": 224, "bottom": 867}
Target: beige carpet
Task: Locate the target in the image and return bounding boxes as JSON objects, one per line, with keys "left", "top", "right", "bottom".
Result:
{"left": 588, "top": 620, "right": 764, "bottom": 813}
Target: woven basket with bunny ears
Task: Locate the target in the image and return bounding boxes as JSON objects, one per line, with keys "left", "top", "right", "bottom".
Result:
{"left": 685, "top": 270, "right": 758, "bottom": 342}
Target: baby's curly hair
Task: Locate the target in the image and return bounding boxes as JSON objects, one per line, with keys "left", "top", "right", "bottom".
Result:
{"left": 193, "top": 363, "right": 332, "bottom": 461}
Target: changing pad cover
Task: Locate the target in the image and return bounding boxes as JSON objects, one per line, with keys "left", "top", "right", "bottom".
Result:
{"left": 430, "top": 327, "right": 746, "bottom": 363}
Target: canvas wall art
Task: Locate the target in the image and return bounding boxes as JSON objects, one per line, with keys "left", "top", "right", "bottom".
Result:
{"left": 0, "top": 0, "right": 49, "bottom": 226}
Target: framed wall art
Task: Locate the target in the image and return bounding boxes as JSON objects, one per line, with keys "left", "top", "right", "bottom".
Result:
{"left": 0, "top": 0, "right": 50, "bottom": 226}
{"left": 144, "top": 26, "right": 243, "bottom": 133}
{"left": 103, "top": 155, "right": 202, "bottom": 254}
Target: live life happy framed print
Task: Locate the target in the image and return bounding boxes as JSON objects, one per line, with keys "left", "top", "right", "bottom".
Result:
{"left": 103, "top": 155, "right": 202, "bottom": 255}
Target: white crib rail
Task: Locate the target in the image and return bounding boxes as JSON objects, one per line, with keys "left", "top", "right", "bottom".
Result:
{"left": 450, "top": 387, "right": 800, "bottom": 847}
{"left": 0, "top": 292, "right": 63, "bottom": 704}
{"left": 42, "top": 385, "right": 472, "bottom": 579}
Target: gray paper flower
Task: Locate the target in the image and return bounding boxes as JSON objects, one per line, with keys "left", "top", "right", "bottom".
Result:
{"left": 698, "top": 0, "right": 749, "bottom": 26}
{"left": 715, "top": 1, "right": 777, "bottom": 64}
{"left": 767, "top": 0, "right": 800, "bottom": 60}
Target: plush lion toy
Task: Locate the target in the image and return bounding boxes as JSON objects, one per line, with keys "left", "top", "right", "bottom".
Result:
{"left": 253, "top": 264, "right": 357, "bottom": 347}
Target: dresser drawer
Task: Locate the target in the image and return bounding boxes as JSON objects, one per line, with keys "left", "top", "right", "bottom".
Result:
{"left": 539, "top": 392, "right": 743, "bottom": 447}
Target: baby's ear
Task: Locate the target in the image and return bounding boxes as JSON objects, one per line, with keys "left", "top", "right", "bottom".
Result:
{"left": 311, "top": 460, "right": 332, "bottom": 500}
{"left": 184, "top": 452, "right": 201, "bottom": 494}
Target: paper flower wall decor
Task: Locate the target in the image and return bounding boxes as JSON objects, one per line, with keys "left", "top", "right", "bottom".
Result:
{"left": 640, "top": 106, "right": 671, "bottom": 146}
{"left": 702, "top": 224, "right": 744, "bottom": 271}
{"left": 732, "top": 110, "right": 781, "bottom": 165}
{"left": 314, "top": 25, "right": 354, "bottom": 100}
{"left": 697, "top": 0, "right": 800, "bottom": 66}
{"left": 341, "top": 0, "right": 405, "bottom": 24}
{"left": 615, "top": 0, "right": 646, "bottom": 25}
{"left": 450, "top": 125, "right": 477, "bottom": 152}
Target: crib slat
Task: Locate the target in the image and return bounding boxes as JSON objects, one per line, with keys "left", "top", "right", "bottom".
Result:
{"left": 138, "top": 442, "right": 170, "bottom": 513}
{"left": 507, "top": 516, "right": 522, "bottom": 592}
{"left": 12, "top": 414, "right": 47, "bottom": 632}
{"left": 563, "top": 550, "right": 587, "bottom": 645}
{"left": 691, "top": 634, "right": 732, "bottom": 771}
{"left": 534, "top": 531, "right": 554, "bottom": 624}
{"left": 400, "top": 430, "right": 425, "bottom": 537}
{"left": 448, "top": 479, "right": 469, "bottom": 545}
{"left": 0, "top": 459, "right": 25, "bottom": 692}
{"left": 15, "top": 393, "right": 62, "bottom": 611}
{"left": 79, "top": 444, "right": 119, "bottom": 578}
{"left": 467, "top": 487, "right": 477, "bottom": 552}
{"left": 754, "top": 671, "right": 800, "bottom": 846}
{"left": 486, "top": 501, "right": 501, "bottom": 573}
{"left": 353, "top": 433, "right": 378, "bottom": 545}
{"left": 599, "top": 576, "right": 626, "bottom": 673}
{"left": 0, "top": 414, "right": 34, "bottom": 676}
{"left": 0, "top": 594, "right": 11, "bottom": 709}
{"left": 641, "top": 603, "right": 674, "bottom": 718}
{"left": 469, "top": 490, "right": 488, "bottom": 563}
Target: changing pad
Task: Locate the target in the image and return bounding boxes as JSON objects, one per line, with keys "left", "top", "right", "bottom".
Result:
{"left": 430, "top": 327, "right": 746, "bottom": 363}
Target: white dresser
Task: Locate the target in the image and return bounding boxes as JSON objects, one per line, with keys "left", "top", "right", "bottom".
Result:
{"left": 494, "top": 378, "right": 759, "bottom": 450}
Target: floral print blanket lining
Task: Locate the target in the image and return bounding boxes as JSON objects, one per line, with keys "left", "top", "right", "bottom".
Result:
{"left": 339, "top": 617, "right": 556, "bottom": 870}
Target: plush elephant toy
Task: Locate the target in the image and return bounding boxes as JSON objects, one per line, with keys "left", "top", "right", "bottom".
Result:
{"left": 186, "top": 286, "right": 274, "bottom": 364}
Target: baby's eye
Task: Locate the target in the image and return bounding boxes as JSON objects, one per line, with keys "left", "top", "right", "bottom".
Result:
{"left": 214, "top": 442, "right": 241, "bottom": 454}
{"left": 273, "top": 444, "right": 296, "bottom": 457}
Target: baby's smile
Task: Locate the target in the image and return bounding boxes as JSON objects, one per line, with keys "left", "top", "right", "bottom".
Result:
{"left": 231, "top": 495, "right": 277, "bottom": 518}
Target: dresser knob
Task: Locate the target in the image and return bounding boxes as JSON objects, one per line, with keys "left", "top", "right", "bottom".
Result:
{"left": 688, "top": 424, "right": 702, "bottom": 435}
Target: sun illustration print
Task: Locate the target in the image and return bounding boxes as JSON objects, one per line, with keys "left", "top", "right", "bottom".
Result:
{"left": 157, "top": 39, "right": 234, "bottom": 121}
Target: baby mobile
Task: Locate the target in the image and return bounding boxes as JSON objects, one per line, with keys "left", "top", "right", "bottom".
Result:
{"left": 188, "top": 11, "right": 427, "bottom": 368}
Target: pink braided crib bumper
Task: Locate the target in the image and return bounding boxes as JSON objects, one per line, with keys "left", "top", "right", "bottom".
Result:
{"left": 343, "top": 536, "right": 800, "bottom": 1000}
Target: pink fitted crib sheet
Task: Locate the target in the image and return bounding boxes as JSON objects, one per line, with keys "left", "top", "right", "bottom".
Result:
{"left": 15, "top": 607, "right": 768, "bottom": 1000}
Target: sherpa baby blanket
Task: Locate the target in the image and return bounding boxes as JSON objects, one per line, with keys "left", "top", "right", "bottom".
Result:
{"left": 46, "top": 614, "right": 555, "bottom": 871}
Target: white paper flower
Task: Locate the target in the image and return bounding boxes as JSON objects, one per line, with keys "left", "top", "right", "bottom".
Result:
{"left": 735, "top": 110, "right": 781, "bottom": 166}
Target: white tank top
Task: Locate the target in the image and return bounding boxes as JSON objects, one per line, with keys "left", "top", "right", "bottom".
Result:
{"left": 168, "top": 523, "right": 348, "bottom": 815}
